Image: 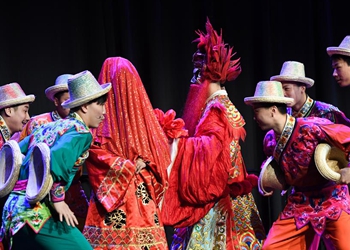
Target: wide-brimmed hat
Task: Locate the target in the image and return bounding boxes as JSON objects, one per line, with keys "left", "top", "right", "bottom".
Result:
{"left": 270, "top": 61, "right": 314, "bottom": 88}
{"left": 258, "top": 156, "right": 287, "bottom": 196}
{"left": 45, "top": 74, "right": 72, "bottom": 101}
{"left": 244, "top": 81, "right": 294, "bottom": 105}
{"left": 61, "top": 70, "right": 111, "bottom": 109}
{"left": 314, "top": 143, "right": 348, "bottom": 181}
{"left": 327, "top": 35, "right": 350, "bottom": 57}
{"left": 26, "top": 142, "right": 53, "bottom": 204}
{"left": 0, "top": 140, "right": 23, "bottom": 198}
{"left": 0, "top": 83, "right": 35, "bottom": 109}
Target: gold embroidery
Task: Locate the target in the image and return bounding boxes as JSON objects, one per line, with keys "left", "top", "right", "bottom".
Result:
{"left": 104, "top": 209, "right": 126, "bottom": 229}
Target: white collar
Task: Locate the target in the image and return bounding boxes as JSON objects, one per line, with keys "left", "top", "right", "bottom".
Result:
{"left": 205, "top": 89, "right": 227, "bottom": 103}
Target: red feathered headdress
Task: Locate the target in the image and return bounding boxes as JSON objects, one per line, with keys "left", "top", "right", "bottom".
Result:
{"left": 193, "top": 17, "right": 242, "bottom": 84}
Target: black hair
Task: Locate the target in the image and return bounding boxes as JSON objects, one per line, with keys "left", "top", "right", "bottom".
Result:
{"left": 331, "top": 54, "right": 350, "bottom": 66}
{"left": 253, "top": 102, "right": 288, "bottom": 114}
{"left": 54, "top": 90, "right": 69, "bottom": 100}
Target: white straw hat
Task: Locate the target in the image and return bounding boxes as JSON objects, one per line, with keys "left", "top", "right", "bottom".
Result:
{"left": 26, "top": 142, "right": 53, "bottom": 204}
{"left": 45, "top": 74, "right": 72, "bottom": 101}
{"left": 0, "top": 83, "right": 35, "bottom": 109}
{"left": 327, "top": 35, "right": 350, "bottom": 57}
{"left": 314, "top": 143, "right": 348, "bottom": 181}
{"left": 258, "top": 156, "right": 286, "bottom": 196}
{"left": 244, "top": 81, "right": 294, "bottom": 105}
{"left": 61, "top": 70, "right": 111, "bottom": 109}
{"left": 0, "top": 140, "right": 22, "bottom": 198}
{"left": 270, "top": 61, "right": 314, "bottom": 88}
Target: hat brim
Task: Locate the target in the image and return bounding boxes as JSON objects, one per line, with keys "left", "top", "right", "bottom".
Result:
{"left": 61, "top": 83, "right": 112, "bottom": 109}
{"left": 45, "top": 84, "right": 68, "bottom": 101}
{"left": 258, "top": 156, "right": 286, "bottom": 196}
{"left": 0, "top": 95, "right": 35, "bottom": 109}
{"left": 327, "top": 47, "right": 350, "bottom": 57}
{"left": 26, "top": 142, "right": 53, "bottom": 204}
{"left": 270, "top": 75, "right": 314, "bottom": 88}
{"left": 314, "top": 143, "right": 347, "bottom": 181}
{"left": 0, "top": 140, "right": 23, "bottom": 198}
{"left": 244, "top": 96, "right": 294, "bottom": 106}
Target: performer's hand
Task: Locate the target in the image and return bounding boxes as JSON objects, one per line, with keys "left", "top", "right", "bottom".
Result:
{"left": 135, "top": 158, "right": 146, "bottom": 174}
{"left": 52, "top": 201, "right": 78, "bottom": 227}
{"left": 338, "top": 168, "right": 350, "bottom": 184}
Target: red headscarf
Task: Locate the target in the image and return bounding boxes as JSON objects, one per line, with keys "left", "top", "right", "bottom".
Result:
{"left": 93, "top": 57, "right": 170, "bottom": 188}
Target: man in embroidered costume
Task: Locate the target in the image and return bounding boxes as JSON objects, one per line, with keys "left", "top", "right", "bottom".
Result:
{"left": 18, "top": 73, "right": 89, "bottom": 232}
{"left": 0, "top": 82, "right": 35, "bottom": 250}
{"left": 244, "top": 80, "right": 350, "bottom": 249}
{"left": 327, "top": 35, "right": 350, "bottom": 87}
{"left": 0, "top": 70, "right": 111, "bottom": 249}
{"left": 82, "top": 57, "right": 171, "bottom": 249}
{"left": 264, "top": 60, "right": 350, "bottom": 155}
{"left": 161, "top": 19, "right": 266, "bottom": 249}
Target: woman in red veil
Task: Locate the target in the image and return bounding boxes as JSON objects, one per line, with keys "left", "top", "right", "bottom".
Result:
{"left": 82, "top": 57, "right": 171, "bottom": 249}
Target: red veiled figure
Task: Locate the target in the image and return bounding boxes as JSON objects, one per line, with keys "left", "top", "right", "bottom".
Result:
{"left": 82, "top": 57, "right": 171, "bottom": 250}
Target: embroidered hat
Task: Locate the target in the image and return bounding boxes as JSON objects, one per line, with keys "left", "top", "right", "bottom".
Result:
{"left": 45, "top": 74, "right": 72, "bottom": 101}
{"left": 258, "top": 156, "right": 287, "bottom": 196}
{"left": 270, "top": 61, "right": 314, "bottom": 88}
{"left": 0, "top": 140, "right": 23, "bottom": 198}
{"left": 314, "top": 143, "right": 348, "bottom": 181}
{"left": 244, "top": 81, "right": 294, "bottom": 105}
{"left": 61, "top": 70, "right": 111, "bottom": 109}
{"left": 0, "top": 83, "right": 35, "bottom": 109}
{"left": 26, "top": 142, "right": 53, "bottom": 204}
{"left": 327, "top": 35, "right": 350, "bottom": 57}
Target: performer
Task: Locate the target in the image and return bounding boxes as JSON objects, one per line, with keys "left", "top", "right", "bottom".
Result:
{"left": 327, "top": 35, "right": 350, "bottom": 87}
{"left": 18, "top": 73, "right": 89, "bottom": 231}
{"left": 244, "top": 80, "right": 350, "bottom": 249}
{"left": 82, "top": 57, "right": 171, "bottom": 249}
{"left": 264, "top": 60, "right": 350, "bottom": 155}
{"left": 161, "top": 18, "right": 266, "bottom": 249}
{"left": 0, "top": 82, "right": 35, "bottom": 250}
{"left": 0, "top": 70, "right": 111, "bottom": 250}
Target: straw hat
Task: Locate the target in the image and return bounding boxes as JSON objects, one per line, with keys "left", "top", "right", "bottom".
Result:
{"left": 314, "top": 143, "right": 348, "bottom": 181}
{"left": 61, "top": 70, "right": 111, "bottom": 109}
{"left": 26, "top": 142, "right": 53, "bottom": 204}
{"left": 244, "top": 81, "right": 294, "bottom": 105}
{"left": 45, "top": 74, "right": 72, "bottom": 101}
{"left": 0, "top": 140, "right": 23, "bottom": 198}
{"left": 258, "top": 156, "right": 287, "bottom": 196}
{"left": 270, "top": 61, "right": 314, "bottom": 88}
{"left": 0, "top": 83, "right": 35, "bottom": 109}
{"left": 327, "top": 36, "right": 350, "bottom": 57}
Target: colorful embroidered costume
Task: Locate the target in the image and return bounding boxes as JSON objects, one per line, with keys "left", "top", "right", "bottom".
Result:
{"left": 264, "top": 96, "right": 350, "bottom": 156}
{"left": 162, "top": 91, "right": 266, "bottom": 249}
{"left": 0, "top": 115, "right": 12, "bottom": 248}
{"left": 82, "top": 57, "right": 171, "bottom": 249}
{"left": 262, "top": 115, "right": 350, "bottom": 249}
{"left": 19, "top": 111, "right": 89, "bottom": 231}
{"left": 161, "top": 18, "right": 265, "bottom": 250}
{"left": 0, "top": 113, "right": 93, "bottom": 250}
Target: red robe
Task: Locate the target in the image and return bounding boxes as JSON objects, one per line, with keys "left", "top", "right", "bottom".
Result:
{"left": 161, "top": 93, "right": 265, "bottom": 249}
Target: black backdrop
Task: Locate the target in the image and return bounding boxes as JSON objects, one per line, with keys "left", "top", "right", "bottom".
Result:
{"left": 1, "top": 0, "right": 350, "bottom": 236}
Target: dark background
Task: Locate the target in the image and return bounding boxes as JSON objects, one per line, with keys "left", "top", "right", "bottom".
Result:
{"left": 1, "top": 0, "right": 350, "bottom": 238}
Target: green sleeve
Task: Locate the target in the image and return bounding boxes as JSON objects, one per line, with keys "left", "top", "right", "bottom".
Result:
{"left": 50, "top": 128, "right": 92, "bottom": 187}
{"left": 18, "top": 135, "right": 31, "bottom": 154}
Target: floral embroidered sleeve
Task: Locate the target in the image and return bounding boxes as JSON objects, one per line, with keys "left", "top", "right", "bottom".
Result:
{"left": 49, "top": 128, "right": 92, "bottom": 189}
{"left": 50, "top": 182, "right": 66, "bottom": 202}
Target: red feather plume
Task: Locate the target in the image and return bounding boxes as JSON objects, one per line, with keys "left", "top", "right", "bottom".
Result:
{"left": 193, "top": 17, "right": 241, "bottom": 84}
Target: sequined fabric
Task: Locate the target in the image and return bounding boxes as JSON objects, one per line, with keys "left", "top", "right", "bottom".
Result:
{"left": 84, "top": 57, "right": 171, "bottom": 249}
{"left": 94, "top": 57, "right": 170, "bottom": 191}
